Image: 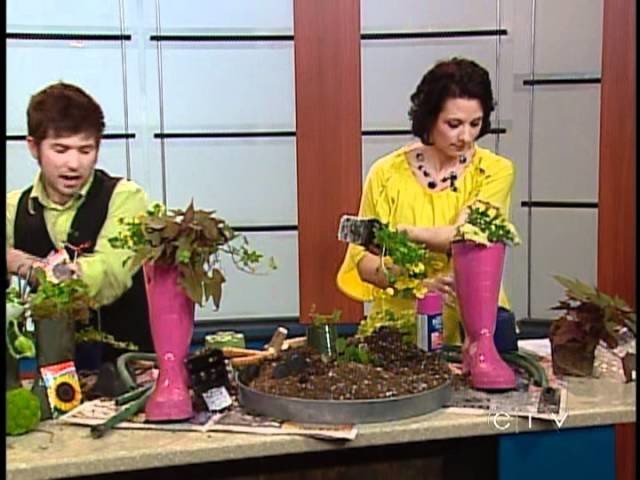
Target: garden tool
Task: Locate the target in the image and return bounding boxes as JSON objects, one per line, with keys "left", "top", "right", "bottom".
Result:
{"left": 90, "top": 384, "right": 153, "bottom": 438}
{"left": 221, "top": 329, "right": 301, "bottom": 367}
{"left": 452, "top": 241, "right": 516, "bottom": 390}
{"left": 143, "top": 263, "right": 194, "bottom": 421}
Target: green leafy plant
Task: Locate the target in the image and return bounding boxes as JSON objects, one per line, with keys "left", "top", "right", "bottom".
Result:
{"left": 454, "top": 199, "right": 520, "bottom": 246}
{"left": 308, "top": 305, "right": 342, "bottom": 326}
{"left": 358, "top": 308, "right": 417, "bottom": 344}
{"left": 28, "top": 271, "right": 94, "bottom": 322}
{"left": 108, "top": 201, "right": 277, "bottom": 308}
{"left": 6, "top": 288, "right": 35, "bottom": 360}
{"left": 335, "top": 337, "right": 372, "bottom": 365}
{"left": 373, "top": 224, "right": 443, "bottom": 299}
{"left": 75, "top": 326, "right": 139, "bottom": 351}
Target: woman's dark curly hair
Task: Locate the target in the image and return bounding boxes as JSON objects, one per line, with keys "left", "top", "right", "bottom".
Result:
{"left": 409, "top": 57, "right": 495, "bottom": 144}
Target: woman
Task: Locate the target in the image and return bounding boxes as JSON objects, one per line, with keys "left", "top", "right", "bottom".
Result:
{"left": 337, "top": 57, "right": 517, "bottom": 348}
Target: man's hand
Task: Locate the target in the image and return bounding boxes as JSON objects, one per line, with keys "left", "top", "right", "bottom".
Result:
{"left": 6, "top": 247, "right": 44, "bottom": 278}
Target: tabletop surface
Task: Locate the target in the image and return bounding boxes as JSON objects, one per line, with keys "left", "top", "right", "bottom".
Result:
{"left": 7, "top": 377, "right": 636, "bottom": 480}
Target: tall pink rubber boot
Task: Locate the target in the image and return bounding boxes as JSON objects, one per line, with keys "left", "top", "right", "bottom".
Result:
{"left": 452, "top": 241, "right": 516, "bottom": 390}
{"left": 143, "top": 263, "right": 194, "bottom": 421}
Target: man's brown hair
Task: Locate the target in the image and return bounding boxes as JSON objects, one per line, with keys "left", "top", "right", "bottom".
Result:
{"left": 27, "top": 82, "right": 105, "bottom": 145}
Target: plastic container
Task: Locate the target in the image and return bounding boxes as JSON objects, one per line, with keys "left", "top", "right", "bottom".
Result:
{"left": 416, "top": 292, "right": 444, "bottom": 352}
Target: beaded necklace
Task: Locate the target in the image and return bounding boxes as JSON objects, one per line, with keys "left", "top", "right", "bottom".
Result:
{"left": 414, "top": 152, "right": 467, "bottom": 192}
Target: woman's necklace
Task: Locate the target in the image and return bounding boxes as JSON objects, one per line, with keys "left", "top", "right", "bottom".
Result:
{"left": 414, "top": 151, "right": 467, "bottom": 192}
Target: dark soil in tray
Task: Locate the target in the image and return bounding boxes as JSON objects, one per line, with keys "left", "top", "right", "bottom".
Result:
{"left": 242, "top": 327, "right": 451, "bottom": 401}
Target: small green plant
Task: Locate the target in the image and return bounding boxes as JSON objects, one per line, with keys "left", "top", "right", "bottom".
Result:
{"left": 454, "top": 199, "right": 520, "bottom": 246}
{"left": 109, "top": 201, "right": 277, "bottom": 308}
{"left": 28, "top": 271, "right": 94, "bottom": 322}
{"left": 358, "top": 308, "right": 417, "bottom": 344}
{"left": 374, "top": 223, "right": 444, "bottom": 299}
{"left": 335, "top": 337, "right": 372, "bottom": 365}
{"left": 6, "top": 288, "right": 35, "bottom": 359}
{"left": 308, "top": 305, "right": 342, "bottom": 326}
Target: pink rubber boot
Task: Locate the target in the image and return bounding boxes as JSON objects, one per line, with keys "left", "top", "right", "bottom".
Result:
{"left": 452, "top": 241, "right": 516, "bottom": 390}
{"left": 143, "top": 263, "right": 195, "bottom": 421}
{"left": 461, "top": 335, "right": 471, "bottom": 374}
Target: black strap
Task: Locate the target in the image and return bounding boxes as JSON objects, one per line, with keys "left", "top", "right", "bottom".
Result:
{"left": 14, "top": 169, "right": 120, "bottom": 257}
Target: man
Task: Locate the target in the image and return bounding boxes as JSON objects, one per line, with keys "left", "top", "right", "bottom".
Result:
{"left": 6, "top": 81, "right": 153, "bottom": 360}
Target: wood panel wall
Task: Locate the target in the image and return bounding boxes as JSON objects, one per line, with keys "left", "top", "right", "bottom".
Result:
{"left": 598, "top": 1, "right": 636, "bottom": 480}
{"left": 598, "top": 0, "right": 636, "bottom": 306}
{"left": 293, "top": 0, "right": 363, "bottom": 323}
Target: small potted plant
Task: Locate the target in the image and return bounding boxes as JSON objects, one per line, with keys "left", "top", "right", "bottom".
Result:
{"left": 28, "top": 272, "right": 94, "bottom": 419}
{"left": 109, "top": 200, "right": 276, "bottom": 421}
{"left": 451, "top": 199, "right": 521, "bottom": 390}
{"left": 306, "top": 306, "right": 341, "bottom": 357}
{"left": 549, "top": 275, "right": 636, "bottom": 377}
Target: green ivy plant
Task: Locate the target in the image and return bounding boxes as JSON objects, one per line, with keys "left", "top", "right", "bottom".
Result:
{"left": 373, "top": 224, "right": 443, "bottom": 299}
{"left": 109, "top": 201, "right": 277, "bottom": 308}
{"left": 454, "top": 199, "right": 520, "bottom": 246}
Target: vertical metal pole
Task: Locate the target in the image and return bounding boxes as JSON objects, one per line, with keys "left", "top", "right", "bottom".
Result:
{"left": 118, "top": 0, "right": 132, "bottom": 179}
{"left": 155, "top": 0, "right": 168, "bottom": 205}
{"left": 495, "top": 0, "right": 502, "bottom": 153}
{"left": 526, "top": 0, "right": 537, "bottom": 321}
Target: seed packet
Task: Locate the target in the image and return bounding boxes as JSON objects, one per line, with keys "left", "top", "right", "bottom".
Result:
{"left": 40, "top": 361, "right": 83, "bottom": 417}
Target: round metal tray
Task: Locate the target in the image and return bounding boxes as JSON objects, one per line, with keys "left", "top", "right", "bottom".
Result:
{"left": 237, "top": 375, "right": 451, "bottom": 424}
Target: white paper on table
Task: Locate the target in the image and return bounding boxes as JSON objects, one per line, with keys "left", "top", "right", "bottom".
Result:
{"left": 518, "top": 339, "right": 552, "bottom": 358}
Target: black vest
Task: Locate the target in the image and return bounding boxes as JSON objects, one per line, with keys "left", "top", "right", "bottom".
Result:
{"left": 14, "top": 169, "right": 153, "bottom": 357}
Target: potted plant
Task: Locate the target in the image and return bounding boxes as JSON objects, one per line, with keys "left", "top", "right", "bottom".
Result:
{"left": 5, "top": 287, "right": 35, "bottom": 390}
{"left": 451, "top": 199, "right": 521, "bottom": 390}
{"left": 549, "top": 275, "right": 636, "bottom": 377}
{"left": 307, "top": 306, "right": 341, "bottom": 357}
{"left": 109, "top": 201, "right": 275, "bottom": 421}
{"left": 28, "top": 272, "right": 94, "bottom": 419}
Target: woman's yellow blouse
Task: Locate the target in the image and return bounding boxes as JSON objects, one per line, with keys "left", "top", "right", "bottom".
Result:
{"left": 336, "top": 144, "right": 515, "bottom": 344}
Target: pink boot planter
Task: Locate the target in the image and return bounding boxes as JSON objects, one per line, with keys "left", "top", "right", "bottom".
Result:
{"left": 461, "top": 335, "right": 471, "bottom": 375}
{"left": 452, "top": 241, "right": 516, "bottom": 391}
{"left": 144, "top": 263, "right": 194, "bottom": 421}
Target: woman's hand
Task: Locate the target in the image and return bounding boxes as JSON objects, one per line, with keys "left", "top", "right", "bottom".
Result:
{"left": 423, "top": 274, "right": 457, "bottom": 307}
{"left": 396, "top": 224, "right": 456, "bottom": 254}
{"left": 396, "top": 224, "right": 418, "bottom": 242}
